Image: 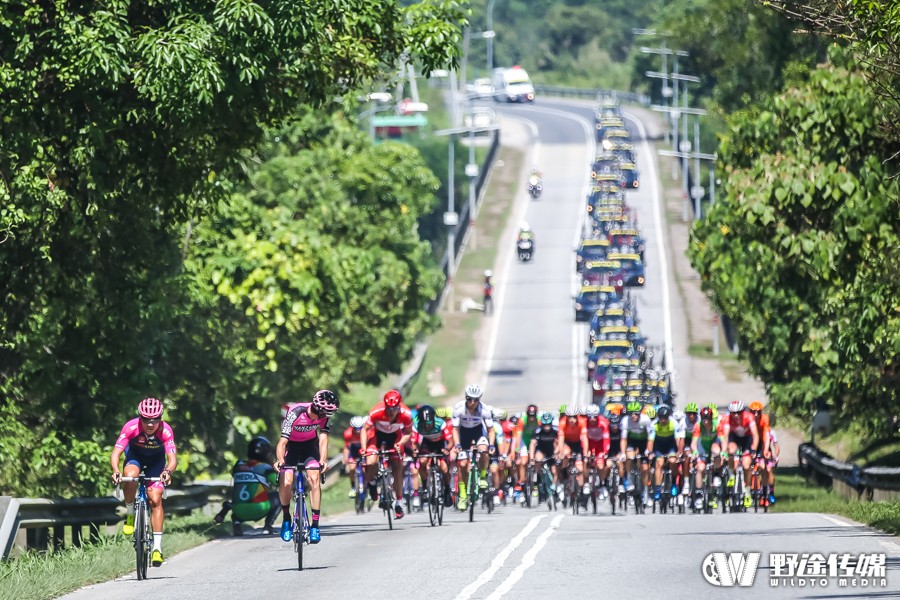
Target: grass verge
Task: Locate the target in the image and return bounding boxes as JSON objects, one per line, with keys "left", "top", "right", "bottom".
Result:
{"left": 771, "top": 468, "right": 900, "bottom": 536}
{"left": 0, "top": 512, "right": 229, "bottom": 600}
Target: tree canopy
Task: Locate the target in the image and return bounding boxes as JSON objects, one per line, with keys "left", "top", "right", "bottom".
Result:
{"left": 689, "top": 49, "right": 900, "bottom": 435}
{"left": 0, "top": 1, "right": 465, "bottom": 496}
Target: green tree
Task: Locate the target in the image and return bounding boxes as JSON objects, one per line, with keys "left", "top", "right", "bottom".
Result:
{"left": 0, "top": 1, "right": 465, "bottom": 496}
{"left": 689, "top": 51, "right": 900, "bottom": 435}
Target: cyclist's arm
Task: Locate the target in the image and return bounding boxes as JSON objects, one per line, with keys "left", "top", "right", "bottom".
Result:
{"left": 110, "top": 446, "right": 123, "bottom": 471}
{"left": 275, "top": 437, "right": 288, "bottom": 468}
{"left": 487, "top": 424, "right": 496, "bottom": 447}
{"left": 749, "top": 420, "right": 759, "bottom": 452}
{"left": 162, "top": 450, "right": 177, "bottom": 483}
{"left": 580, "top": 428, "right": 589, "bottom": 456}
{"left": 453, "top": 426, "right": 461, "bottom": 448}
{"left": 529, "top": 438, "right": 537, "bottom": 457}
{"left": 317, "top": 430, "right": 329, "bottom": 473}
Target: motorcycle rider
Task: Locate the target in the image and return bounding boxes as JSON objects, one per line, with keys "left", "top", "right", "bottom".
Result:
{"left": 517, "top": 222, "right": 535, "bottom": 244}
{"left": 528, "top": 167, "right": 542, "bottom": 187}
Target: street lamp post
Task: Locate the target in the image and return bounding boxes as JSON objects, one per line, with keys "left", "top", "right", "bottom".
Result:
{"left": 487, "top": 0, "right": 496, "bottom": 73}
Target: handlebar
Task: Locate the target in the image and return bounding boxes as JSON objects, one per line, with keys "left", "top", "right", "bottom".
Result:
{"left": 118, "top": 476, "right": 164, "bottom": 483}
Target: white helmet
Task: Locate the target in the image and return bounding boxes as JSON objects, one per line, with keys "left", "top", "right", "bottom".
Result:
{"left": 484, "top": 270, "right": 492, "bottom": 278}
{"left": 492, "top": 408, "right": 507, "bottom": 421}
{"left": 350, "top": 415, "right": 367, "bottom": 429}
{"left": 564, "top": 405, "right": 578, "bottom": 417}
{"left": 586, "top": 404, "right": 600, "bottom": 418}
{"left": 465, "top": 384, "right": 483, "bottom": 400}
{"left": 728, "top": 400, "right": 745, "bottom": 413}
{"left": 520, "top": 221, "right": 531, "bottom": 232}
{"left": 672, "top": 410, "right": 685, "bottom": 422}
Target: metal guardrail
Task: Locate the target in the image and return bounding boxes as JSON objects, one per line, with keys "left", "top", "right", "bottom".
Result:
{"left": 533, "top": 84, "right": 651, "bottom": 106}
{"left": 797, "top": 442, "right": 900, "bottom": 499}
{"left": 0, "top": 483, "right": 230, "bottom": 559}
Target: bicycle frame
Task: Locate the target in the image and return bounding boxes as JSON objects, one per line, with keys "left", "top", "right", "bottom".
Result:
{"left": 118, "top": 475, "right": 163, "bottom": 581}
{"left": 282, "top": 464, "right": 320, "bottom": 571}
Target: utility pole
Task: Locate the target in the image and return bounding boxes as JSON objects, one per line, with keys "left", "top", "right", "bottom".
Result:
{"left": 487, "top": 0, "right": 496, "bottom": 73}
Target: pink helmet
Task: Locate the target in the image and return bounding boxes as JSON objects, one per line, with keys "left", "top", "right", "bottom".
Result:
{"left": 311, "top": 390, "right": 339, "bottom": 416}
{"left": 138, "top": 397, "right": 164, "bottom": 419}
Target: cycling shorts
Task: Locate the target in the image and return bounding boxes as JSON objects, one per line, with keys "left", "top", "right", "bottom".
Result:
{"left": 458, "top": 425, "right": 486, "bottom": 450}
{"left": 284, "top": 439, "right": 321, "bottom": 469}
{"left": 534, "top": 441, "right": 555, "bottom": 459}
{"left": 565, "top": 440, "right": 584, "bottom": 458}
{"left": 367, "top": 430, "right": 399, "bottom": 452}
{"left": 587, "top": 440, "right": 607, "bottom": 458}
{"left": 346, "top": 443, "right": 361, "bottom": 460}
{"left": 728, "top": 433, "right": 754, "bottom": 454}
{"left": 418, "top": 438, "right": 446, "bottom": 456}
{"left": 653, "top": 437, "right": 678, "bottom": 457}
{"left": 625, "top": 437, "right": 648, "bottom": 455}
{"left": 124, "top": 449, "right": 166, "bottom": 490}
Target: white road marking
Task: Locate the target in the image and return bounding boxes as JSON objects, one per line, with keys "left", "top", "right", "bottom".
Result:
{"left": 877, "top": 539, "right": 900, "bottom": 554}
{"left": 485, "top": 514, "right": 565, "bottom": 599}
{"left": 453, "top": 515, "right": 547, "bottom": 600}
{"left": 623, "top": 112, "right": 675, "bottom": 377}
{"left": 482, "top": 118, "right": 541, "bottom": 390}
{"left": 820, "top": 514, "right": 853, "bottom": 527}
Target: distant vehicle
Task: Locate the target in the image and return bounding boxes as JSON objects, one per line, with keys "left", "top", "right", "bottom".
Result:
{"left": 463, "top": 107, "right": 496, "bottom": 131}
{"left": 467, "top": 77, "right": 494, "bottom": 99}
{"left": 492, "top": 66, "right": 535, "bottom": 103}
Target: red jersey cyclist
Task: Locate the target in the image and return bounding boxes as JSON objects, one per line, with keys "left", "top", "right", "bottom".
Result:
{"left": 110, "top": 397, "right": 177, "bottom": 568}
{"left": 720, "top": 400, "right": 759, "bottom": 509}
{"left": 584, "top": 404, "right": 611, "bottom": 498}
{"left": 275, "top": 389, "right": 339, "bottom": 544}
{"left": 359, "top": 390, "right": 413, "bottom": 520}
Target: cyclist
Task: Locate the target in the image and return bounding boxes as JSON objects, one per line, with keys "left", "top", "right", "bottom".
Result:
{"left": 493, "top": 408, "right": 515, "bottom": 505}
{"left": 720, "top": 400, "right": 759, "bottom": 509}
{"left": 214, "top": 436, "right": 279, "bottom": 536}
{"left": 515, "top": 404, "right": 540, "bottom": 493}
{"left": 529, "top": 412, "right": 560, "bottom": 496}
{"left": 483, "top": 271, "right": 494, "bottom": 315}
{"left": 749, "top": 401, "right": 776, "bottom": 504}
{"left": 650, "top": 406, "right": 684, "bottom": 501}
{"left": 342, "top": 416, "right": 367, "bottom": 498}
{"left": 620, "top": 401, "right": 654, "bottom": 505}
{"left": 690, "top": 406, "right": 724, "bottom": 509}
{"left": 411, "top": 404, "right": 454, "bottom": 507}
{"left": 558, "top": 405, "right": 588, "bottom": 502}
{"left": 452, "top": 384, "right": 496, "bottom": 511}
{"left": 275, "top": 389, "right": 337, "bottom": 544}
{"left": 110, "top": 397, "right": 177, "bottom": 567}
{"left": 585, "top": 404, "right": 611, "bottom": 498}
{"left": 360, "top": 389, "right": 413, "bottom": 520}
{"left": 679, "top": 403, "right": 700, "bottom": 499}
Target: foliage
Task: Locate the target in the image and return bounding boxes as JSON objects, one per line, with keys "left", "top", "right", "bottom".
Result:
{"left": 0, "top": 1, "right": 465, "bottom": 496}
{"left": 689, "top": 51, "right": 900, "bottom": 437}
{"left": 761, "top": 0, "right": 900, "bottom": 154}
{"left": 636, "top": 0, "right": 824, "bottom": 111}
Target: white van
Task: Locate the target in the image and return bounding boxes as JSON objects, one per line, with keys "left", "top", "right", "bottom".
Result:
{"left": 492, "top": 66, "right": 535, "bottom": 103}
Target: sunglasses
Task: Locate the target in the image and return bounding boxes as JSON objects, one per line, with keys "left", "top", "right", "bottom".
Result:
{"left": 140, "top": 417, "right": 161, "bottom": 425}
{"left": 465, "top": 397, "right": 479, "bottom": 403}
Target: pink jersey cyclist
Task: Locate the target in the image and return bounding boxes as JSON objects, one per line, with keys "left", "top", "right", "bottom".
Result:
{"left": 280, "top": 402, "right": 331, "bottom": 467}
{"left": 114, "top": 418, "right": 177, "bottom": 490}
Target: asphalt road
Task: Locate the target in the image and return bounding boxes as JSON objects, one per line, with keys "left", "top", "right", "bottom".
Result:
{"left": 61, "top": 99, "right": 900, "bottom": 599}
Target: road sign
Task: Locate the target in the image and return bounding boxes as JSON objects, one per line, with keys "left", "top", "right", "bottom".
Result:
{"left": 691, "top": 185, "right": 705, "bottom": 200}
{"left": 443, "top": 212, "right": 459, "bottom": 226}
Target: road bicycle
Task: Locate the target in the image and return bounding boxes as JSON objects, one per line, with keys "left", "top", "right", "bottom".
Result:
{"left": 370, "top": 446, "right": 398, "bottom": 530}
{"left": 464, "top": 443, "right": 494, "bottom": 522}
{"left": 117, "top": 475, "right": 163, "bottom": 581}
{"left": 418, "top": 453, "right": 446, "bottom": 527}
{"left": 749, "top": 456, "right": 768, "bottom": 513}
{"left": 282, "top": 464, "right": 321, "bottom": 571}
{"left": 533, "top": 457, "right": 557, "bottom": 512}
{"left": 564, "top": 458, "right": 581, "bottom": 515}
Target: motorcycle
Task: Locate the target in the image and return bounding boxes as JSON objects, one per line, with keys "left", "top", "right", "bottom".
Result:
{"left": 527, "top": 177, "right": 542, "bottom": 199}
{"left": 517, "top": 239, "right": 534, "bottom": 262}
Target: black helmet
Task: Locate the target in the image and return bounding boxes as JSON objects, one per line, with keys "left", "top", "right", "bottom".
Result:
{"left": 248, "top": 436, "right": 272, "bottom": 462}
{"left": 418, "top": 404, "right": 436, "bottom": 429}
{"left": 657, "top": 406, "right": 672, "bottom": 419}
{"left": 608, "top": 414, "right": 621, "bottom": 428}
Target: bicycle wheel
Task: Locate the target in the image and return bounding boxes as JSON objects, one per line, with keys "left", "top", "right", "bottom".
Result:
{"left": 427, "top": 471, "right": 437, "bottom": 527}
{"left": 468, "top": 470, "right": 476, "bottom": 522}
{"left": 381, "top": 477, "right": 393, "bottom": 530}
{"left": 135, "top": 500, "right": 148, "bottom": 580}
{"left": 355, "top": 470, "right": 366, "bottom": 514}
{"left": 295, "top": 516, "right": 304, "bottom": 571}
